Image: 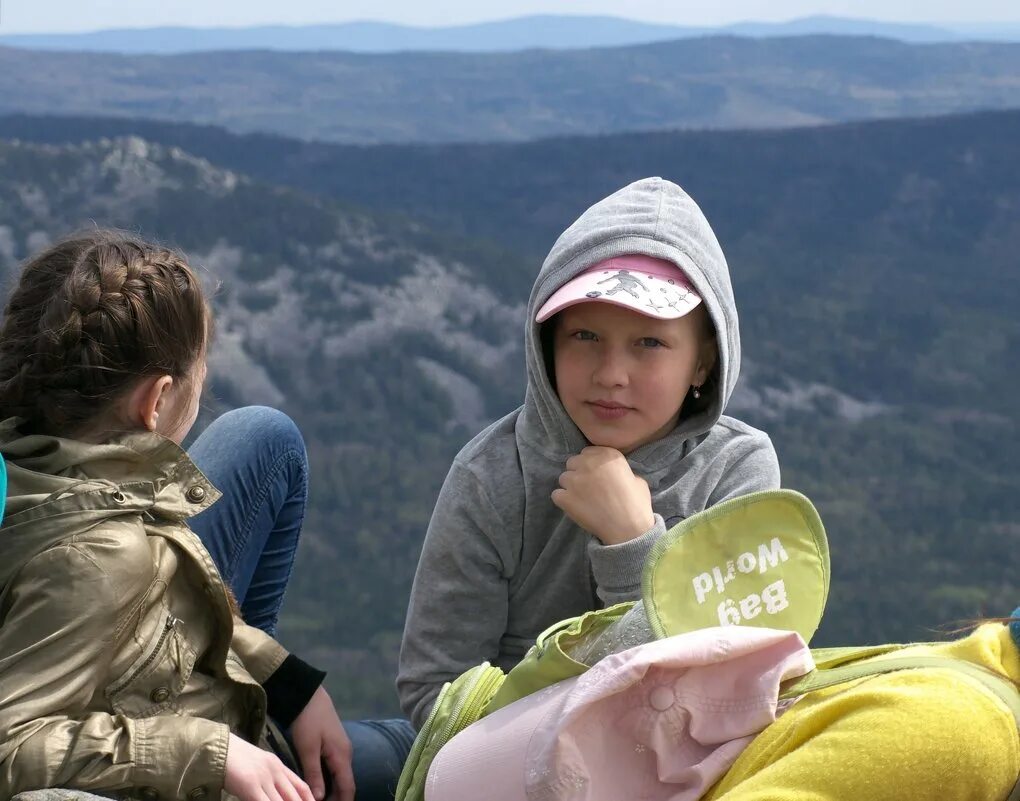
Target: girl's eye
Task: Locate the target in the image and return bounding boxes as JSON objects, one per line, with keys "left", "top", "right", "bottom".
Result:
{"left": 638, "top": 337, "right": 665, "bottom": 348}
{"left": 572, "top": 330, "right": 598, "bottom": 342}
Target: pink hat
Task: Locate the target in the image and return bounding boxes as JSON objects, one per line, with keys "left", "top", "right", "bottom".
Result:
{"left": 535, "top": 254, "right": 702, "bottom": 323}
{"left": 425, "top": 627, "right": 813, "bottom": 801}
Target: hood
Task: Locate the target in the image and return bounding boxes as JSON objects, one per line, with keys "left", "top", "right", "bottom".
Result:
{"left": 519, "top": 177, "right": 741, "bottom": 466}
{"left": 0, "top": 417, "right": 219, "bottom": 592}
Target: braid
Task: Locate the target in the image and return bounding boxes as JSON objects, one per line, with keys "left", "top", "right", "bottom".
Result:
{"left": 0, "top": 230, "right": 209, "bottom": 437}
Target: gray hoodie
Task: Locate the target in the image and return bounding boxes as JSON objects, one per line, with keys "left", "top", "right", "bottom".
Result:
{"left": 397, "top": 177, "right": 780, "bottom": 727}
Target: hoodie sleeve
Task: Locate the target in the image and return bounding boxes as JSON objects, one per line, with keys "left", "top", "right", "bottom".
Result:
{"left": 397, "top": 460, "right": 516, "bottom": 728}
{"left": 586, "top": 515, "right": 667, "bottom": 606}
{"left": 0, "top": 542, "right": 229, "bottom": 800}
{"left": 707, "top": 432, "right": 781, "bottom": 504}
{"left": 587, "top": 431, "right": 780, "bottom": 606}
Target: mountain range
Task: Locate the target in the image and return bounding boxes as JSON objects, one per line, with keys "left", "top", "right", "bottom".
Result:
{"left": 3, "top": 15, "right": 1020, "bottom": 54}
{"left": 3, "top": 36, "right": 1020, "bottom": 143}
{"left": 2, "top": 108, "right": 1017, "bottom": 715}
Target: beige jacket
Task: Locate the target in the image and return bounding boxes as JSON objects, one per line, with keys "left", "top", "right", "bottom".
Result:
{"left": 0, "top": 419, "right": 289, "bottom": 801}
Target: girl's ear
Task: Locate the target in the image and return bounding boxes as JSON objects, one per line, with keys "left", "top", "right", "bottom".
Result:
{"left": 695, "top": 338, "right": 718, "bottom": 387}
{"left": 129, "top": 375, "right": 174, "bottom": 432}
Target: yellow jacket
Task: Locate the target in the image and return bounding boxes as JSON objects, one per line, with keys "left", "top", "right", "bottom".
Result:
{"left": 0, "top": 420, "right": 289, "bottom": 800}
{"left": 704, "top": 623, "right": 1020, "bottom": 800}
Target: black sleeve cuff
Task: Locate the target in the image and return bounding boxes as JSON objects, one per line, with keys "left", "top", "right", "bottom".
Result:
{"left": 263, "top": 654, "right": 327, "bottom": 729}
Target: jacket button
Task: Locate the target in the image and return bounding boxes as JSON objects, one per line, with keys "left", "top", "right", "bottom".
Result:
{"left": 187, "top": 787, "right": 208, "bottom": 800}
{"left": 150, "top": 686, "right": 171, "bottom": 704}
{"left": 186, "top": 485, "right": 207, "bottom": 503}
{"left": 139, "top": 787, "right": 160, "bottom": 801}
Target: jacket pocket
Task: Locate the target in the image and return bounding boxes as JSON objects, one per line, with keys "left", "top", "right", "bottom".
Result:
{"left": 105, "top": 608, "right": 197, "bottom": 717}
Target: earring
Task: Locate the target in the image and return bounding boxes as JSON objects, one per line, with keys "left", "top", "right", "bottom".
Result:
{"left": 692, "top": 385, "right": 702, "bottom": 400}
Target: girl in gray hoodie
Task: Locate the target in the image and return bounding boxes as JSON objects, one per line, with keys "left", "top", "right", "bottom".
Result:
{"left": 398, "top": 177, "right": 780, "bottom": 727}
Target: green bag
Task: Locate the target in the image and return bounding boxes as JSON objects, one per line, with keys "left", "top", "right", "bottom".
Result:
{"left": 400, "top": 647, "right": 1020, "bottom": 801}
{"left": 395, "top": 488, "right": 1020, "bottom": 801}
{"left": 396, "top": 489, "right": 830, "bottom": 801}
{"left": 485, "top": 601, "right": 633, "bottom": 714}
{"left": 643, "top": 488, "right": 829, "bottom": 639}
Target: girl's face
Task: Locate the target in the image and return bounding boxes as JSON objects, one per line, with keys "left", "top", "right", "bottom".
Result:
{"left": 160, "top": 358, "right": 207, "bottom": 444}
{"left": 553, "top": 303, "right": 714, "bottom": 454}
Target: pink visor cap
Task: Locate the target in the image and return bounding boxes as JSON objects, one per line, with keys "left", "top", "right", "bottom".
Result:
{"left": 425, "top": 627, "right": 814, "bottom": 801}
{"left": 535, "top": 254, "right": 702, "bottom": 323}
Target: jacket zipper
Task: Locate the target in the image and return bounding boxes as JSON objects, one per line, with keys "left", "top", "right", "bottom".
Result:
{"left": 108, "top": 613, "right": 179, "bottom": 695}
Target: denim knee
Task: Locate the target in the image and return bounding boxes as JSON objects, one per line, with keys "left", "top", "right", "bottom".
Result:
{"left": 214, "top": 406, "right": 308, "bottom": 465}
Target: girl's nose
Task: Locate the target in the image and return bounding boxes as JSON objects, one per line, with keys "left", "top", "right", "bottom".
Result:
{"left": 592, "top": 349, "right": 629, "bottom": 388}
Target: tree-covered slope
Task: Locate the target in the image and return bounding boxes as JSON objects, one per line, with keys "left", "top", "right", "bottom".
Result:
{"left": 1, "top": 113, "right": 1017, "bottom": 714}
{"left": 3, "top": 36, "right": 1020, "bottom": 143}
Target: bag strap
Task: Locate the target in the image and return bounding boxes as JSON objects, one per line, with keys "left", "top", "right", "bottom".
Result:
{"left": 780, "top": 654, "right": 1020, "bottom": 801}
{"left": 807, "top": 643, "right": 911, "bottom": 668}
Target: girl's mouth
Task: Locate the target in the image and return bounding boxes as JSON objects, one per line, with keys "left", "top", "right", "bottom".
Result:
{"left": 588, "top": 400, "right": 632, "bottom": 420}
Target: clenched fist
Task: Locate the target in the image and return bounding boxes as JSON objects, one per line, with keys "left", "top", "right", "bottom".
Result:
{"left": 551, "top": 446, "right": 655, "bottom": 545}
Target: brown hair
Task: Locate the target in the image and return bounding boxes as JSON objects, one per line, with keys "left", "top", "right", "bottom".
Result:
{"left": 0, "top": 229, "right": 210, "bottom": 438}
{"left": 678, "top": 304, "right": 719, "bottom": 419}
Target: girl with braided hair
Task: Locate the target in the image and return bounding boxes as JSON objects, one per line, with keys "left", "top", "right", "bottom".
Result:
{"left": 0, "top": 230, "right": 368, "bottom": 801}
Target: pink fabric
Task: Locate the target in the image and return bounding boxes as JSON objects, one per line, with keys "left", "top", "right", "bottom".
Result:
{"left": 534, "top": 254, "right": 702, "bottom": 323}
{"left": 426, "top": 626, "right": 813, "bottom": 801}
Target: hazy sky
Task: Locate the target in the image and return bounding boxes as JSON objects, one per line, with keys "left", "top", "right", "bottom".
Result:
{"left": 3, "top": 0, "right": 1019, "bottom": 34}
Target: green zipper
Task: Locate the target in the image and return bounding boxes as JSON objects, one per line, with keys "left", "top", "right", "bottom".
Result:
{"left": 395, "top": 681, "right": 453, "bottom": 800}
{"left": 108, "top": 613, "right": 178, "bottom": 695}
{"left": 395, "top": 663, "right": 504, "bottom": 801}
{"left": 435, "top": 664, "right": 504, "bottom": 745}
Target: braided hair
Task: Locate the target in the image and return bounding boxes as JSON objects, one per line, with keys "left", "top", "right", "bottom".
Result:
{"left": 0, "top": 229, "right": 210, "bottom": 438}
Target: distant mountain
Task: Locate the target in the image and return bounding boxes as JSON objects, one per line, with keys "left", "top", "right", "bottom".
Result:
{"left": 0, "top": 15, "right": 979, "bottom": 54}
{"left": 3, "top": 36, "right": 1020, "bottom": 144}
{"left": 2, "top": 110, "right": 1019, "bottom": 715}
{"left": 726, "top": 15, "right": 962, "bottom": 41}
{"left": 952, "top": 22, "right": 1020, "bottom": 41}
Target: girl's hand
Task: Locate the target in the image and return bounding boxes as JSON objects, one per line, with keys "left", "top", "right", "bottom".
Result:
{"left": 552, "top": 446, "right": 655, "bottom": 545}
{"left": 224, "top": 732, "right": 315, "bottom": 801}
{"left": 291, "top": 685, "right": 355, "bottom": 801}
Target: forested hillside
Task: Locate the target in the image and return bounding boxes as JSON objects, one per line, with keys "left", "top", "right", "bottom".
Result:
{"left": 1, "top": 111, "right": 1017, "bottom": 714}
{"left": 3, "top": 36, "right": 1020, "bottom": 143}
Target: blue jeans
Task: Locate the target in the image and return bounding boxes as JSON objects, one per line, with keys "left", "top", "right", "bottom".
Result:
{"left": 188, "top": 406, "right": 416, "bottom": 800}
